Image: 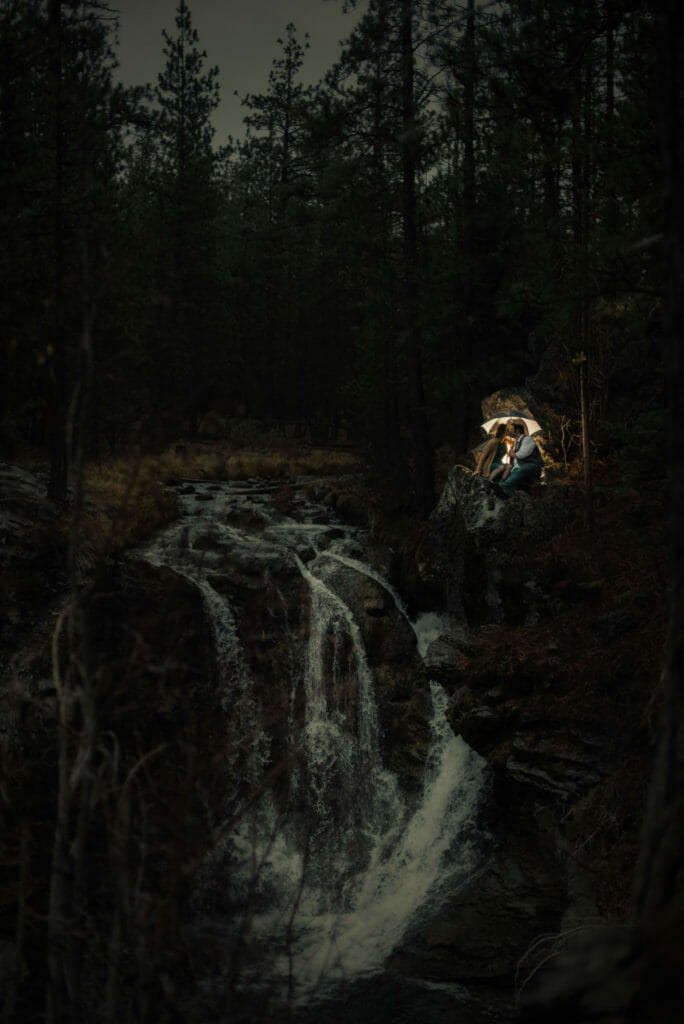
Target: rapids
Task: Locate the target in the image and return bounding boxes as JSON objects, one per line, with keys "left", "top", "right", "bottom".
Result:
{"left": 139, "top": 478, "right": 492, "bottom": 1020}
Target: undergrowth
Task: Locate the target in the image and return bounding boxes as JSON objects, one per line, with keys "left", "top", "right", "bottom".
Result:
{"left": 77, "top": 444, "right": 367, "bottom": 559}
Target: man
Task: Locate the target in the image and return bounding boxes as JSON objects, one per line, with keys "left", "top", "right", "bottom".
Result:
{"left": 492, "top": 420, "right": 542, "bottom": 497}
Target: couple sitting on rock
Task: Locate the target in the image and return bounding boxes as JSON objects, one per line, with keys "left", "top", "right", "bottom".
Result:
{"left": 474, "top": 419, "right": 542, "bottom": 498}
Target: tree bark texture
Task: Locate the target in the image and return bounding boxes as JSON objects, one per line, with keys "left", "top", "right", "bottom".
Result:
{"left": 47, "top": 0, "right": 68, "bottom": 503}
{"left": 400, "top": 0, "right": 434, "bottom": 515}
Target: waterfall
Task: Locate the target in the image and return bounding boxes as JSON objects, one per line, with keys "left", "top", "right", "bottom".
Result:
{"left": 142, "top": 520, "right": 249, "bottom": 708}
{"left": 138, "top": 480, "right": 490, "bottom": 1013}
{"left": 315, "top": 547, "right": 410, "bottom": 620}
{"left": 294, "top": 552, "right": 379, "bottom": 756}
{"left": 274, "top": 679, "right": 486, "bottom": 996}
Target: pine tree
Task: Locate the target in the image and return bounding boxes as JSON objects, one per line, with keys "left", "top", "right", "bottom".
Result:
{"left": 150, "top": 0, "right": 226, "bottom": 427}
{"left": 324, "top": 0, "right": 440, "bottom": 509}
{"left": 0, "top": 0, "right": 128, "bottom": 495}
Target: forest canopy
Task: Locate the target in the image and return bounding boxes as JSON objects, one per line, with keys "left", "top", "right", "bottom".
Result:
{"left": 0, "top": 0, "right": 663, "bottom": 512}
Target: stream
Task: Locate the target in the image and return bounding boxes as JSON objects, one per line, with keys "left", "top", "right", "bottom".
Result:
{"left": 138, "top": 477, "right": 493, "bottom": 1022}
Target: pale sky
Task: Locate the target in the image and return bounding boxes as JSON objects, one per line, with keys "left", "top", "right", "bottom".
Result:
{"left": 113, "top": 0, "right": 366, "bottom": 142}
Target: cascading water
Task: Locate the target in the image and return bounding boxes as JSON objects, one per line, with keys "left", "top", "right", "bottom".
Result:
{"left": 138, "top": 479, "right": 491, "bottom": 1019}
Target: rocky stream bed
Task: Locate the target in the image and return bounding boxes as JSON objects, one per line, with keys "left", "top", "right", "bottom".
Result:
{"left": 0, "top": 452, "right": 669, "bottom": 1022}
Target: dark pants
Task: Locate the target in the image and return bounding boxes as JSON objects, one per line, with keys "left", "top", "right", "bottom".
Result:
{"left": 500, "top": 463, "right": 539, "bottom": 493}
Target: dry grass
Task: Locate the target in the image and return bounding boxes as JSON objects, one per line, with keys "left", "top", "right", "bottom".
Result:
{"left": 77, "top": 444, "right": 366, "bottom": 559}
{"left": 77, "top": 457, "right": 177, "bottom": 560}
{"left": 88, "top": 443, "right": 363, "bottom": 485}
{"left": 224, "top": 447, "right": 362, "bottom": 480}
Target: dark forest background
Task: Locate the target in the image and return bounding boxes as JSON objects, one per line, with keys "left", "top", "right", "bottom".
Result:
{"left": 3, "top": 3, "right": 684, "bottom": 1023}
{"left": 0, "top": 0, "right": 663, "bottom": 514}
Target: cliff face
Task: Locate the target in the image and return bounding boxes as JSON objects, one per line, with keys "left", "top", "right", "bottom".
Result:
{"left": 393, "top": 458, "right": 668, "bottom": 1008}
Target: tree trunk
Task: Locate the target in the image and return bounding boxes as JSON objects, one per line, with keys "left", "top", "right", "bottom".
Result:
{"left": 400, "top": 0, "right": 434, "bottom": 515}
{"left": 47, "top": 0, "right": 68, "bottom": 503}
{"left": 462, "top": 0, "right": 475, "bottom": 316}
{"left": 579, "top": 354, "right": 593, "bottom": 529}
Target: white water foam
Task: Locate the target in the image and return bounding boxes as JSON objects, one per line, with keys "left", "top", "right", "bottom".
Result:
{"left": 139, "top": 480, "right": 489, "bottom": 1007}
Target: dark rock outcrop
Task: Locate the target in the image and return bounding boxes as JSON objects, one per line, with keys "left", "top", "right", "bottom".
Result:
{"left": 401, "top": 416, "right": 665, "bottom": 1016}
{"left": 0, "top": 450, "right": 667, "bottom": 1022}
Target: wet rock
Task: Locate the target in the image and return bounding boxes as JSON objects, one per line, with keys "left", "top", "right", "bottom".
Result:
{"left": 448, "top": 683, "right": 610, "bottom": 802}
{"left": 423, "top": 624, "right": 470, "bottom": 674}
{"left": 388, "top": 800, "right": 566, "bottom": 995}
{"left": 431, "top": 465, "right": 514, "bottom": 539}
{"left": 431, "top": 464, "right": 575, "bottom": 551}
{"left": 298, "top": 973, "right": 518, "bottom": 1024}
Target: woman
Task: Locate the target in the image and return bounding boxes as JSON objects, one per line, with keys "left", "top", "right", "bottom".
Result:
{"left": 488, "top": 420, "right": 521, "bottom": 484}
{"left": 474, "top": 422, "right": 511, "bottom": 479}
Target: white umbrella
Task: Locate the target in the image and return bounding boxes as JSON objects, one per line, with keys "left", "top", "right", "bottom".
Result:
{"left": 480, "top": 409, "right": 542, "bottom": 435}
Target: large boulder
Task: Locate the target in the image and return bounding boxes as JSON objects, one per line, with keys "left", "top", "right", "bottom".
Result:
{"left": 431, "top": 464, "right": 575, "bottom": 547}
{"left": 426, "top": 464, "right": 577, "bottom": 630}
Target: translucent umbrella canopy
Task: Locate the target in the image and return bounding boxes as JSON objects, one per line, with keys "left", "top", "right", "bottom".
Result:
{"left": 481, "top": 410, "right": 542, "bottom": 435}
